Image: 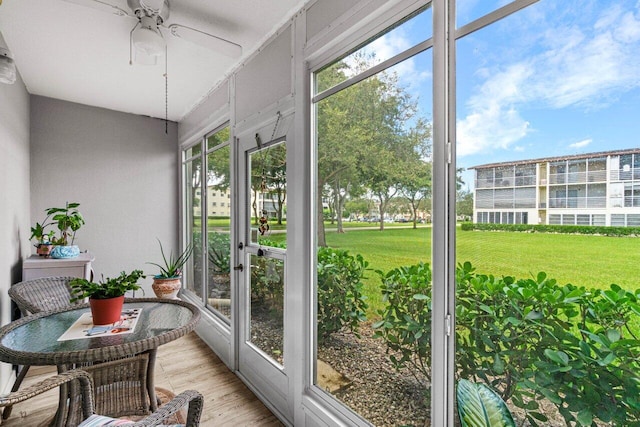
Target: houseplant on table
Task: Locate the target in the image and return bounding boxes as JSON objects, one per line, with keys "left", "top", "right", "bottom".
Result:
{"left": 148, "top": 240, "right": 194, "bottom": 299}
{"left": 70, "top": 270, "right": 144, "bottom": 325}
{"left": 46, "top": 202, "right": 85, "bottom": 259}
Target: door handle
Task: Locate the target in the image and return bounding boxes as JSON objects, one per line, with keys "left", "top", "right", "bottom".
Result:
{"left": 234, "top": 264, "right": 244, "bottom": 272}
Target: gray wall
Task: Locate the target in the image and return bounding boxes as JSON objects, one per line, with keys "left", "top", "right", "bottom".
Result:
{"left": 0, "top": 32, "right": 31, "bottom": 393}
{"left": 30, "top": 96, "right": 179, "bottom": 296}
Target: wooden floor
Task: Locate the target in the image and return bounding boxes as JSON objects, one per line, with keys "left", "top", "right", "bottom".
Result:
{"left": 1, "top": 332, "right": 283, "bottom": 426}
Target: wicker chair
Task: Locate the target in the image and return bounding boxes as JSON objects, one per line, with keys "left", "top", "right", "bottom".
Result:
{"left": 8, "top": 276, "right": 80, "bottom": 316}
{"left": 4, "top": 276, "right": 81, "bottom": 420}
{"left": 0, "top": 369, "right": 204, "bottom": 426}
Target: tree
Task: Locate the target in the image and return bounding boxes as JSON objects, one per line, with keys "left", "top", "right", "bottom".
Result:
{"left": 398, "top": 119, "right": 432, "bottom": 229}
{"left": 249, "top": 141, "right": 286, "bottom": 225}
{"left": 457, "top": 189, "right": 474, "bottom": 220}
{"left": 316, "top": 54, "right": 433, "bottom": 239}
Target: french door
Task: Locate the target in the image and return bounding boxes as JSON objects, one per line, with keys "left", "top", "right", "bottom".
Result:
{"left": 236, "top": 133, "right": 290, "bottom": 419}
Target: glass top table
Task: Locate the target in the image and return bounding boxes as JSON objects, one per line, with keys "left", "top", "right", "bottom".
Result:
{"left": 0, "top": 298, "right": 200, "bottom": 366}
{"left": 0, "top": 298, "right": 200, "bottom": 425}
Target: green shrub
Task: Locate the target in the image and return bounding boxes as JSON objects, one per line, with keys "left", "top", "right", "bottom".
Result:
{"left": 373, "top": 262, "right": 432, "bottom": 381}
{"left": 374, "top": 261, "right": 640, "bottom": 426}
{"left": 208, "top": 232, "right": 231, "bottom": 273}
{"left": 317, "top": 247, "right": 369, "bottom": 341}
{"left": 250, "top": 255, "right": 285, "bottom": 313}
{"left": 460, "top": 222, "right": 640, "bottom": 237}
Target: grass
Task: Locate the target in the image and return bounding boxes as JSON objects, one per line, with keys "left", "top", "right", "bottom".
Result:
{"left": 205, "top": 219, "right": 640, "bottom": 316}
{"left": 322, "top": 227, "right": 640, "bottom": 315}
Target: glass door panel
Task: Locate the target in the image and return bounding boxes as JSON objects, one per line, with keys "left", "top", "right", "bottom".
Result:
{"left": 248, "top": 140, "right": 287, "bottom": 246}
{"left": 236, "top": 132, "right": 290, "bottom": 419}
{"left": 249, "top": 253, "right": 285, "bottom": 366}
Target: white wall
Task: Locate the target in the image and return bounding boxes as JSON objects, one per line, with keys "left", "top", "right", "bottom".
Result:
{"left": 30, "top": 96, "right": 179, "bottom": 296}
{"left": 0, "top": 31, "right": 31, "bottom": 393}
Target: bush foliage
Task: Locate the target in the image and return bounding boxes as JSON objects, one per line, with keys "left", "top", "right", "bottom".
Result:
{"left": 248, "top": 244, "right": 369, "bottom": 340}
{"left": 374, "top": 261, "right": 640, "bottom": 426}
{"left": 317, "top": 247, "right": 369, "bottom": 341}
{"left": 460, "top": 222, "right": 640, "bottom": 237}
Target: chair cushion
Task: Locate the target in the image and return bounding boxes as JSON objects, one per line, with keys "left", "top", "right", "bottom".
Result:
{"left": 78, "top": 414, "right": 184, "bottom": 426}
{"left": 78, "top": 415, "right": 134, "bottom": 426}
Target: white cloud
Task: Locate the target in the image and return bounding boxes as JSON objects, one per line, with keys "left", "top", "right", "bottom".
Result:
{"left": 356, "top": 30, "right": 432, "bottom": 91}
{"left": 569, "top": 139, "right": 592, "bottom": 149}
{"left": 457, "top": 3, "right": 640, "bottom": 157}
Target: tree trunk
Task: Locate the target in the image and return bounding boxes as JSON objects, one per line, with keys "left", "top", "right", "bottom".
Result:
{"left": 317, "top": 181, "right": 327, "bottom": 247}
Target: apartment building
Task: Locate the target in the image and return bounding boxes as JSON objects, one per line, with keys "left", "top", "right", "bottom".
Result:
{"left": 471, "top": 148, "right": 640, "bottom": 226}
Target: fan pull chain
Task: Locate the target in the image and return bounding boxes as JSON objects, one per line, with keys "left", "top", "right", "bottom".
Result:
{"left": 164, "top": 44, "right": 168, "bottom": 134}
{"left": 271, "top": 111, "right": 281, "bottom": 141}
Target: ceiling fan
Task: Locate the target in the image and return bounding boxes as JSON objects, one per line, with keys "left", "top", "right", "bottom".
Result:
{"left": 61, "top": 0, "right": 243, "bottom": 65}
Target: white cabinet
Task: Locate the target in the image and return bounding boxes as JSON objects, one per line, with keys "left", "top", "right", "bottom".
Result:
{"left": 22, "top": 252, "right": 94, "bottom": 281}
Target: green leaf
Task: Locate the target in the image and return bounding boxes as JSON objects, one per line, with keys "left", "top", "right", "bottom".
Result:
{"left": 606, "top": 329, "right": 621, "bottom": 343}
{"left": 457, "top": 379, "right": 515, "bottom": 427}
{"left": 576, "top": 409, "right": 593, "bottom": 426}
{"left": 544, "top": 349, "right": 569, "bottom": 366}
{"left": 525, "top": 310, "right": 543, "bottom": 320}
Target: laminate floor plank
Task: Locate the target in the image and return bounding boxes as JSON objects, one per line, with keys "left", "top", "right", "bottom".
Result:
{"left": 1, "top": 332, "right": 283, "bottom": 426}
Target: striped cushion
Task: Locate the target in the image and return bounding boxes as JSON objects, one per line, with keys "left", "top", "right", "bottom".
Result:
{"left": 78, "top": 414, "right": 184, "bottom": 427}
{"left": 78, "top": 415, "right": 133, "bottom": 426}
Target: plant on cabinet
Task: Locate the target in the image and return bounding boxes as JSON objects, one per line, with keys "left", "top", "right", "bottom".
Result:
{"left": 29, "top": 221, "right": 56, "bottom": 257}
{"left": 46, "top": 202, "right": 85, "bottom": 259}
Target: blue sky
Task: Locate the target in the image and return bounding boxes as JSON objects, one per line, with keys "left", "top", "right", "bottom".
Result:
{"left": 357, "top": 0, "right": 640, "bottom": 190}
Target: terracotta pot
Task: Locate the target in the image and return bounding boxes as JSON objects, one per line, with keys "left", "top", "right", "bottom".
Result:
{"left": 89, "top": 295, "right": 125, "bottom": 325}
{"left": 152, "top": 277, "right": 182, "bottom": 299}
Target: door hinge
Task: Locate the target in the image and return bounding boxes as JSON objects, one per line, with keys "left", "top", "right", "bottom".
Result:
{"left": 445, "top": 314, "right": 452, "bottom": 337}
{"left": 446, "top": 141, "right": 452, "bottom": 164}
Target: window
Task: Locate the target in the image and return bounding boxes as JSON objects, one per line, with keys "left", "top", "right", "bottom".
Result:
{"left": 313, "top": 5, "right": 433, "bottom": 424}
{"left": 182, "top": 124, "right": 232, "bottom": 322}
{"left": 456, "top": 1, "right": 640, "bottom": 425}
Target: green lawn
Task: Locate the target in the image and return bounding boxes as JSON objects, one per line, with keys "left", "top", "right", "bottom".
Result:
{"left": 204, "top": 219, "right": 640, "bottom": 314}
{"left": 323, "top": 227, "right": 640, "bottom": 314}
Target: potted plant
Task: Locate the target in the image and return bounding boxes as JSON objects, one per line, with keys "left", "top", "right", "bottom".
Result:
{"left": 70, "top": 270, "right": 144, "bottom": 325}
{"left": 147, "top": 240, "right": 194, "bottom": 299}
{"left": 46, "top": 202, "right": 85, "bottom": 259}
{"left": 30, "top": 221, "right": 56, "bottom": 257}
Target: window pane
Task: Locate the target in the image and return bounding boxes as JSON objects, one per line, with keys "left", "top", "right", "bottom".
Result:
{"left": 249, "top": 254, "right": 284, "bottom": 365}
{"left": 457, "top": 0, "right": 517, "bottom": 28}
{"left": 206, "top": 144, "right": 232, "bottom": 320}
{"left": 314, "top": 16, "right": 433, "bottom": 424}
{"left": 249, "top": 141, "right": 287, "bottom": 247}
{"left": 457, "top": 1, "right": 640, "bottom": 425}
{"left": 316, "top": 6, "right": 432, "bottom": 94}
{"left": 185, "top": 151, "right": 203, "bottom": 298}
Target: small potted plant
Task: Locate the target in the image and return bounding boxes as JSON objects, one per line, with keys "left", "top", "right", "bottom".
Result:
{"left": 30, "top": 221, "right": 56, "bottom": 257}
{"left": 147, "top": 240, "right": 194, "bottom": 299}
{"left": 46, "top": 202, "right": 85, "bottom": 259}
{"left": 70, "top": 270, "right": 145, "bottom": 325}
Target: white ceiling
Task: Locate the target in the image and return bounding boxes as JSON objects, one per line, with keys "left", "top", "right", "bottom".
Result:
{"left": 0, "top": 0, "right": 306, "bottom": 122}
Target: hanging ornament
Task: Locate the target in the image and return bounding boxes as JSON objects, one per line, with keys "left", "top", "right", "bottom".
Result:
{"left": 259, "top": 210, "right": 270, "bottom": 235}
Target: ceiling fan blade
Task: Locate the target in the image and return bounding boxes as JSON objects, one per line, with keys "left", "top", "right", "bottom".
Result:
{"left": 61, "top": 0, "right": 132, "bottom": 17}
{"left": 167, "top": 24, "right": 242, "bottom": 58}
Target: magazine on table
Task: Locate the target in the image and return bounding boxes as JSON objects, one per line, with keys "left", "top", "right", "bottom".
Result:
{"left": 57, "top": 308, "right": 142, "bottom": 341}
